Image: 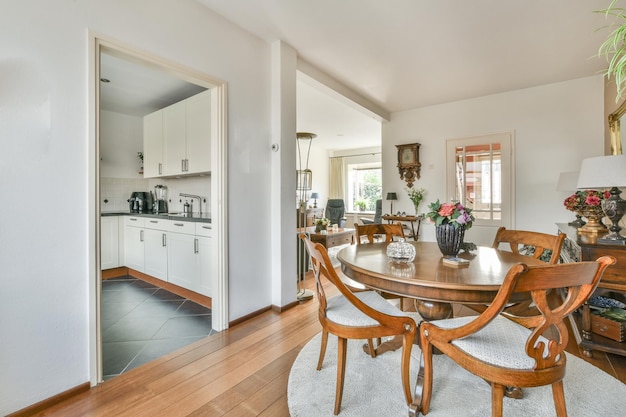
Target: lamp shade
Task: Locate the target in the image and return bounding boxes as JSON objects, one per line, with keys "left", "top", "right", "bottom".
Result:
{"left": 310, "top": 192, "right": 320, "bottom": 199}
{"left": 556, "top": 171, "right": 579, "bottom": 192}
{"left": 577, "top": 155, "right": 626, "bottom": 189}
{"left": 386, "top": 192, "right": 398, "bottom": 201}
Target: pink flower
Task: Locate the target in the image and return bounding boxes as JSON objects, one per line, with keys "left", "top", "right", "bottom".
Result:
{"left": 585, "top": 195, "right": 601, "bottom": 206}
{"left": 438, "top": 203, "right": 456, "bottom": 217}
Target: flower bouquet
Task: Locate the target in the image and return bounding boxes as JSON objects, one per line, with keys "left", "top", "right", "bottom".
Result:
{"left": 425, "top": 200, "right": 475, "bottom": 229}
{"left": 564, "top": 190, "right": 610, "bottom": 233}
{"left": 315, "top": 217, "right": 330, "bottom": 232}
{"left": 426, "top": 200, "right": 475, "bottom": 257}
{"left": 406, "top": 187, "right": 426, "bottom": 215}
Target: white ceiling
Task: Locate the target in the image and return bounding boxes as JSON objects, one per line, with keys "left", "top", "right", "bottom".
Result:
{"left": 100, "top": 1, "right": 617, "bottom": 152}
{"left": 197, "top": 0, "right": 611, "bottom": 112}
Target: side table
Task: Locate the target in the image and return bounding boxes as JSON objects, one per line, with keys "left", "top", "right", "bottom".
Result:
{"left": 381, "top": 215, "right": 422, "bottom": 241}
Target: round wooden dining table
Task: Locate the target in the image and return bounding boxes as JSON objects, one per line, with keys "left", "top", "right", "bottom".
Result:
{"left": 337, "top": 241, "right": 545, "bottom": 321}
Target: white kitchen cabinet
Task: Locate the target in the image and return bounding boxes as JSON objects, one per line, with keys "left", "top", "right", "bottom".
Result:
{"left": 196, "top": 223, "right": 212, "bottom": 296}
{"left": 101, "top": 216, "right": 120, "bottom": 270}
{"left": 143, "top": 219, "right": 169, "bottom": 281}
{"left": 124, "top": 217, "right": 145, "bottom": 272}
{"left": 163, "top": 99, "right": 187, "bottom": 176}
{"left": 143, "top": 90, "right": 211, "bottom": 178}
{"left": 167, "top": 231, "right": 197, "bottom": 291}
{"left": 185, "top": 89, "right": 211, "bottom": 173}
{"left": 143, "top": 110, "right": 164, "bottom": 178}
{"left": 121, "top": 215, "right": 212, "bottom": 296}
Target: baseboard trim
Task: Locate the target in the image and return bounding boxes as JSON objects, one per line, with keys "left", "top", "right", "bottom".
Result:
{"left": 128, "top": 269, "right": 212, "bottom": 309}
{"left": 229, "top": 305, "right": 272, "bottom": 327}
{"left": 273, "top": 299, "right": 299, "bottom": 313}
{"left": 102, "top": 267, "right": 128, "bottom": 280}
{"left": 7, "top": 382, "right": 90, "bottom": 417}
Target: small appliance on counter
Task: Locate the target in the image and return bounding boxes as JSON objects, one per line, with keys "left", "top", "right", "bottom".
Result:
{"left": 129, "top": 191, "right": 147, "bottom": 213}
{"left": 154, "top": 185, "right": 168, "bottom": 214}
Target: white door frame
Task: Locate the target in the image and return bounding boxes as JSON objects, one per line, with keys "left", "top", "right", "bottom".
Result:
{"left": 88, "top": 32, "right": 229, "bottom": 384}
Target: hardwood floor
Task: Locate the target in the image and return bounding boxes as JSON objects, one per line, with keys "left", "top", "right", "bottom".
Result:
{"left": 26, "top": 274, "right": 626, "bottom": 416}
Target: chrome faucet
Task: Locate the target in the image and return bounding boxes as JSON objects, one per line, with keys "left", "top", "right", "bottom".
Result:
{"left": 179, "top": 193, "right": 202, "bottom": 214}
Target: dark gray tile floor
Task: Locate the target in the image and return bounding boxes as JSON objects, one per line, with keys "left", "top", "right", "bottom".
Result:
{"left": 102, "top": 276, "right": 214, "bottom": 380}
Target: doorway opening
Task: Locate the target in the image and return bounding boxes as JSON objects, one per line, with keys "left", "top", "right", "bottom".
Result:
{"left": 90, "top": 34, "right": 229, "bottom": 384}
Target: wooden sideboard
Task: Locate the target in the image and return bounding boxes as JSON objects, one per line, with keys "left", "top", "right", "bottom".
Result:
{"left": 557, "top": 223, "right": 626, "bottom": 357}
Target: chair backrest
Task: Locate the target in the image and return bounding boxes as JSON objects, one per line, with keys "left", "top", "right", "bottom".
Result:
{"left": 492, "top": 227, "right": 565, "bottom": 265}
{"left": 298, "top": 233, "right": 397, "bottom": 325}
{"left": 325, "top": 199, "right": 345, "bottom": 226}
{"left": 493, "top": 256, "right": 614, "bottom": 368}
{"left": 372, "top": 199, "right": 382, "bottom": 223}
{"left": 354, "top": 222, "right": 405, "bottom": 244}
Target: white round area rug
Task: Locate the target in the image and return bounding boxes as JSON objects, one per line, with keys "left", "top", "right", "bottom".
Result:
{"left": 288, "top": 333, "right": 626, "bottom": 416}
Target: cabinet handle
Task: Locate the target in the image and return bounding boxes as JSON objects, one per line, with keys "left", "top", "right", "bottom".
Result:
{"left": 140, "top": 230, "right": 144, "bottom": 242}
{"left": 162, "top": 233, "right": 166, "bottom": 247}
{"left": 158, "top": 163, "right": 162, "bottom": 175}
{"left": 181, "top": 159, "right": 185, "bottom": 172}
{"left": 174, "top": 223, "right": 184, "bottom": 227}
{"left": 150, "top": 220, "right": 157, "bottom": 223}
{"left": 130, "top": 218, "right": 137, "bottom": 221}
{"left": 194, "top": 238, "right": 198, "bottom": 254}
{"left": 202, "top": 225, "right": 211, "bottom": 229}
{"left": 185, "top": 159, "right": 189, "bottom": 171}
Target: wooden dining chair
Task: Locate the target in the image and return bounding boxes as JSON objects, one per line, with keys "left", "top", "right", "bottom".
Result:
{"left": 355, "top": 221, "right": 405, "bottom": 244}
{"left": 471, "top": 227, "right": 568, "bottom": 317}
{"left": 492, "top": 227, "right": 565, "bottom": 265}
{"left": 414, "top": 256, "right": 615, "bottom": 417}
{"left": 299, "top": 233, "right": 417, "bottom": 415}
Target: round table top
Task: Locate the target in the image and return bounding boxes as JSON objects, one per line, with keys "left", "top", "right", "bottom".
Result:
{"left": 337, "top": 241, "right": 545, "bottom": 304}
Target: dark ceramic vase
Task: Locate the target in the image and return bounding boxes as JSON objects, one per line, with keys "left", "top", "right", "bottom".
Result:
{"left": 435, "top": 223, "right": 465, "bottom": 257}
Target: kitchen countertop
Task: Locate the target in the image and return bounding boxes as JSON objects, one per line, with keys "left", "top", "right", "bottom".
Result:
{"left": 102, "top": 211, "right": 211, "bottom": 223}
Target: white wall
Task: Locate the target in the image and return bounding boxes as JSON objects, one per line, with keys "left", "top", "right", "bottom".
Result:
{"left": 0, "top": 0, "right": 273, "bottom": 414}
{"left": 383, "top": 75, "right": 606, "bottom": 246}
{"left": 100, "top": 110, "right": 144, "bottom": 178}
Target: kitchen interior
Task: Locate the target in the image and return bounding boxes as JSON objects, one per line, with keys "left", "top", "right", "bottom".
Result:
{"left": 99, "top": 47, "right": 218, "bottom": 379}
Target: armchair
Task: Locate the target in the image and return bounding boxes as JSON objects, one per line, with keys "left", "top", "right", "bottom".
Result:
{"left": 414, "top": 256, "right": 615, "bottom": 417}
{"left": 325, "top": 199, "right": 347, "bottom": 228}
{"left": 299, "top": 233, "right": 417, "bottom": 415}
{"left": 360, "top": 199, "right": 382, "bottom": 225}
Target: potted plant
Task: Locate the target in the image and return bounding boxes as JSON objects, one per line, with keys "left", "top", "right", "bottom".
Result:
{"left": 599, "top": 1, "right": 626, "bottom": 99}
{"left": 355, "top": 200, "right": 367, "bottom": 211}
{"left": 426, "top": 200, "right": 475, "bottom": 257}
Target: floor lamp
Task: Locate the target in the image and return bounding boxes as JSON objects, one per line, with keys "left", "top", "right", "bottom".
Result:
{"left": 297, "top": 132, "right": 316, "bottom": 301}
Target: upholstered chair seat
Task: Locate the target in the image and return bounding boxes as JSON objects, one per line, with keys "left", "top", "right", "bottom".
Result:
{"left": 431, "top": 315, "right": 552, "bottom": 370}
{"left": 326, "top": 290, "right": 409, "bottom": 327}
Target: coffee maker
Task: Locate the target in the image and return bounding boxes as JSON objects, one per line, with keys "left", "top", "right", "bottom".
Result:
{"left": 129, "top": 192, "right": 147, "bottom": 213}
{"left": 154, "top": 185, "right": 168, "bottom": 214}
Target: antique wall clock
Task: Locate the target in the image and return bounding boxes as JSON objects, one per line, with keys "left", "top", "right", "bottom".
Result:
{"left": 396, "top": 143, "right": 421, "bottom": 187}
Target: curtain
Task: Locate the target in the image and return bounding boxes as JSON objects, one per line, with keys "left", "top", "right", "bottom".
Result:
{"left": 329, "top": 157, "right": 344, "bottom": 199}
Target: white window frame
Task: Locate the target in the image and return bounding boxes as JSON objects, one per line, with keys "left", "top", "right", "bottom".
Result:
{"left": 446, "top": 132, "right": 515, "bottom": 230}
{"left": 346, "top": 163, "right": 382, "bottom": 213}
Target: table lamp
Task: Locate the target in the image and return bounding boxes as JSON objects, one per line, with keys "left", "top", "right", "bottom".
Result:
{"left": 577, "top": 155, "right": 626, "bottom": 243}
{"left": 386, "top": 192, "right": 398, "bottom": 215}
{"left": 310, "top": 192, "right": 320, "bottom": 208}
{"left": 556, "top": 171, "right": 585, "bottom": 227}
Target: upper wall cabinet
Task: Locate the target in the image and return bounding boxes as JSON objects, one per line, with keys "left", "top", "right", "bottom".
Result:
{"left": 143, "top": 89, "right": 212, "bottom": 178}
